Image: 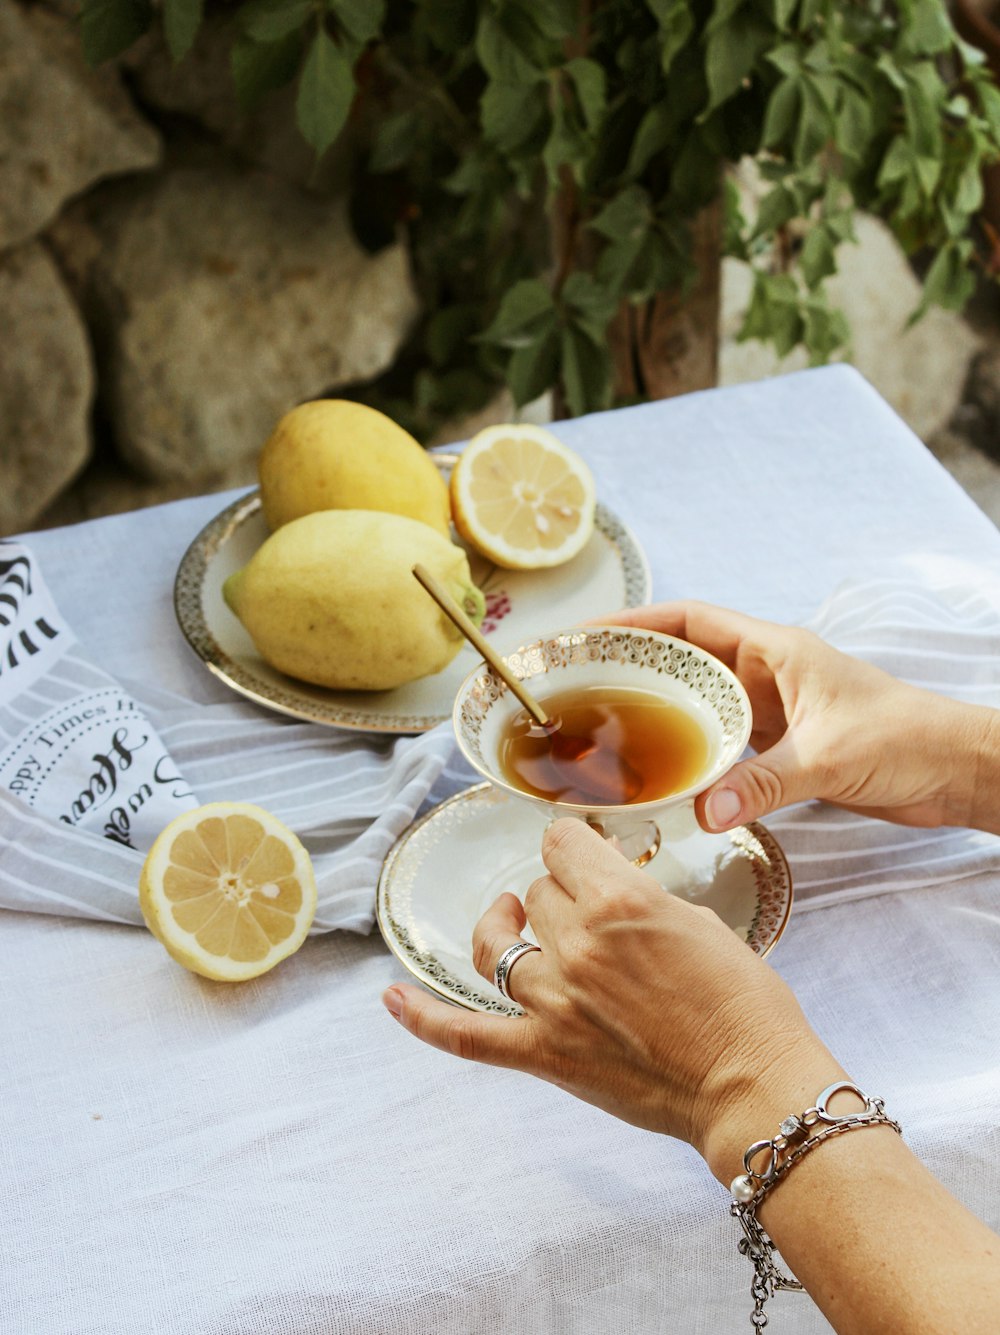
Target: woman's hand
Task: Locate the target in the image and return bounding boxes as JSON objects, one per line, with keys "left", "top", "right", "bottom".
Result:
{"left": 383, "top": 818, "right": 839, "bottom": 1178}
{"left": 603, "top": 600, "right": 997, "bottom": 833}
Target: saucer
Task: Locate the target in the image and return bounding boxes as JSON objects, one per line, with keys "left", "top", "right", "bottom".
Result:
{"left": 173, "top": 456, "right": 651, "bottom": 734}
{"left": 376, "top": 783, "right": 793, "bottom": 1016}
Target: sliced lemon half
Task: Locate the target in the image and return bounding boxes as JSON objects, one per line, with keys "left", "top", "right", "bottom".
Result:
{"left": 139, "top": 802, "right": 317, "bottom": 981}
{"left": 449, "top": 423, "right": 597, "bottom": 570}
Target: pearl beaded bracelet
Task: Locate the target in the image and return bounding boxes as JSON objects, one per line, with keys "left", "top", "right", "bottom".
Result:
{"left": 729, "top": 1080, "right": 902, "bottom": 1330}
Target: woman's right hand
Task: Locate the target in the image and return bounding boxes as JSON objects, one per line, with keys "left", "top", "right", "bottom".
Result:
{"left": 604, "top": 601, "right": 999, "bottom": 834}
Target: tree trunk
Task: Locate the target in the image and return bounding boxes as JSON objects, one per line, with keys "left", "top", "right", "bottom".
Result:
{"left": 608, "top": 194, "right": 723, "bottom": 401}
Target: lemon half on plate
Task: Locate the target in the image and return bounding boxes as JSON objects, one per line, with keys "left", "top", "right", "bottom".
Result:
{"left": 450, "top": 424, "right": 596, "bottom": 570}
{"left": 140, "top": 802, "right": 317, "bottom": 981}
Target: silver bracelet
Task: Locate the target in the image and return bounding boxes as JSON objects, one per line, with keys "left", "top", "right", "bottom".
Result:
{"left": 729, "top": 1079, "right": 902, "bottom": 1331}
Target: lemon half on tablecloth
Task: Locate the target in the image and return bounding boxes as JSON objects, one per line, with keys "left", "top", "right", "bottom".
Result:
{"left": 139, "top": 802, "right": 317, "bottom": 981}
{"left": 450, "top": 423, "right": 596, "bottom": 569}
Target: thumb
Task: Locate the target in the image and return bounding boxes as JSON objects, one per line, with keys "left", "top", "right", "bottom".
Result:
{"left": 696, "top": 735, "right": 812, "bottom": 832}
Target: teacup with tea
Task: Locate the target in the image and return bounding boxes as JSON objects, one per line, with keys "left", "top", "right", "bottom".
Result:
{"left": 453, "top": 626, "right": 752, "bottom": 864}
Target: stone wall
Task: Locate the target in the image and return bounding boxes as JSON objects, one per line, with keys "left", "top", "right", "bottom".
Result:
{"left": 1, "top": 0, "right": 418, "bottom": 536}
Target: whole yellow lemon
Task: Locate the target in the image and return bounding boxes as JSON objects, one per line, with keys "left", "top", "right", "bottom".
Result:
{"left": 258, "top": 400, "right": 451, "bottom": 537}
{"left": 223, "top": 510, "right": 484, "bottom": 691}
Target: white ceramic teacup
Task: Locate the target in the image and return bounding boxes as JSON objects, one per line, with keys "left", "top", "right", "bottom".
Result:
{"left": 453, "top": 625, "right": 753, "bottom": 864}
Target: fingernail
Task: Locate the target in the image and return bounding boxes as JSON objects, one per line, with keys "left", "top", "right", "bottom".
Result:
{"left": 706, "top": 787, "right": 741, "bottom": 830}
{"left": 382, "top": 986, "right": 404, "bottom": 1020}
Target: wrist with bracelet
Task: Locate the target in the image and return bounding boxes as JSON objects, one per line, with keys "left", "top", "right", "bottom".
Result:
{"left": 728, "top": 1079, "right": 902, "bottom": 1330}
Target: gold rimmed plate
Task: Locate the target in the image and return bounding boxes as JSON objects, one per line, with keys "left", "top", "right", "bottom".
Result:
{"left": 376, "top": 783, "right": 793, "bottom": 1016}
{"left": 173, "top": 456, "right": 652, "bottom": 734}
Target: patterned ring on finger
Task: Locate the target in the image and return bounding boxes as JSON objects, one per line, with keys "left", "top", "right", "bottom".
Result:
{"left": 493, "top": 941, "right": 541, "bottom": 1002}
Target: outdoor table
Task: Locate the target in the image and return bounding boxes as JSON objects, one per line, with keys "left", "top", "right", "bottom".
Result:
{"left": 3, "top": 365, "right": 1000, "bottom": 1334}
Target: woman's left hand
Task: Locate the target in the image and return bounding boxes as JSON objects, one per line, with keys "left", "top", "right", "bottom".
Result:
{"left": 382, "top": 818, "right": 839, "bottom": 1171}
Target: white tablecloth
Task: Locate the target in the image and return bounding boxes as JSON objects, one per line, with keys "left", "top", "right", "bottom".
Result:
{"left": 3, "top": 366, "right": 1000, "bottom": 1334}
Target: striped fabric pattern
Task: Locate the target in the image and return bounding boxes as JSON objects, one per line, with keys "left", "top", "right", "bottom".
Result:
{"left": 0, "top": 543, "right": 453, "bottom": 934}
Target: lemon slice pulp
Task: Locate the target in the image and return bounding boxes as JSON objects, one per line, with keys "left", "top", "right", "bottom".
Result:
{"left": 449, "top": 423, "right": 596, "bottom": 569}
{"left": 139, "top": 802, "right": 317, "bottom": 981}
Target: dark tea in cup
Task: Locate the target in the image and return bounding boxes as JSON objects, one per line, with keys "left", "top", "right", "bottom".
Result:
{"left": 498, "top": 685, "right": 711, "bottom": 806}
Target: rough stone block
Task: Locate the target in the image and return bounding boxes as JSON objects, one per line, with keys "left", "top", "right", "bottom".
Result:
{"left": 0, "top": 241, "right": 94, "bottom": 534}
{"left": 0, "top": 0, "right": 161, "bottom": 252}
{"left": 75, "top": 166, "right": 419, "bottom": 482}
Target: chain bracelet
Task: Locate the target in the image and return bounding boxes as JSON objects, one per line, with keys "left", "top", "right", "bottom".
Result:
{"left": 728, "top": 1080, "right": 902, "bottom": 1330}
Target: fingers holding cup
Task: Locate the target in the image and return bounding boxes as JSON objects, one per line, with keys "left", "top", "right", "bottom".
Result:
{"left": 471, "top": 892, "right": 543, "bottom": 1006}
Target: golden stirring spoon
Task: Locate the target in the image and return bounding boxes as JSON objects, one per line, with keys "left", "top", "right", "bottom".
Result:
{"left": 412, "top": 563, "right": 552, "bottom": 728}
{"left": 412, "top": 564, "right": 642, "bottom": 798}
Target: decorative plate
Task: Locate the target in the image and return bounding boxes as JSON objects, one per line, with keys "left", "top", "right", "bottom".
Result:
{"left": 376, "top": 783, "right": 793, "bottom": 1016}
{"left": 173, "top": 456, "right": 652, "bottom": 734}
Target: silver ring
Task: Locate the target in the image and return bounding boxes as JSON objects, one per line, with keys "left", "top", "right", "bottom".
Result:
{"left": 493, "top": 941, "right": 541, "bottom": 1001}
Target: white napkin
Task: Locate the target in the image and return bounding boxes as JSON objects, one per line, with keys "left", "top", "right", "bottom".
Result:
{"left": 0, "top": 541, "right": 453, "bottom": 932}
{"left": 0, "top": 542, "right": 200, "bottom": 849}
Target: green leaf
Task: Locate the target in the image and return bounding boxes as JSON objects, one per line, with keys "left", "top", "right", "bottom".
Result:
{"left": 913, "top": 154, "right": 940, "bottom": 197}
{"left": 369, "top": 110, "right": 421, "bottom": 172}
{"left": 481, "top": 279, "right": 555, "bottom": 345}
{"left": 590, "top": 185, "right": 650, "bottom": 241}
{"left": 794, "top": 77, "right": 830, "bottom": 165}
{"left": 898, "top": 0, "right": 953, "bottom": 57}
{"left": 508, "top": 324, "right": 560, "bottom": 405}
{"left": 899, "top": 62, "right": 945, "bottom": 160}
{"left": 416, "top": 0, "right": 477, "bottom": 52}
{"left": 801, "top": 295, "right": 849, "bottom": 363}
{"left": 875, "top": 51, "right": 906, "bottom": 93}
{"left": 426, "top": 305, "right": 481, "bottom": 366}
{"left": 771, "top": 0, "right": 798, "bottom": 30}
{"left": 239, "top": 0, "right": 313, "bottom": 43}
{"left": 528, "top": 0, "right": 579, "bottom": 41}
{"left": 738, "top": 270, "right": 773, "bottom": 343}
{"left": 542, "top": 96, "right": 588, "bottom": 184}
{"left": 481, "top": 80, "right": 546, "bottom": 152}
{"left": 443, "top": 152, "right": 490, "bottom": 195}
{"left": 560, "top": 272, "right": 617, "bottom": 343}
{"left": 328, "top": 0, "right": 384, "bottom": 46}
{"left": 976, "top": 79, "right": 1000, "bottom": 140}
{"left": 163, "top": 0, "right": 202, "bottom": 61}
{"left": 918, "top": 240, "right": 975, "bottom": 315}
{"left": 560, "top": 324, "right": 610, "bottom": 416}
{"left": 296, "top": 28, "right": 353, "bottom": 157}
{"left": 645, "top": 0, "right": 693, "bottom": 76}
{"left": 877, "top": 136, "right": 914, "bottom": 187}
{"left": 761, "top": 75, "right": 799, "bottom": 147}
{"left": 752, "top": 183, "right": 797, "bottom": 237}
{"left": 705, "top": 0, "right": 746, "bottom": 28}
{"left": 627, "top": 103, "right": 673, "bottom": 177}
{"left": 723, "top": 175, "right": 749, "bottom": 259}
{"left": 231, "top": 30, "right": 302, "bottom": 109}
{"left": 476, "top": 8, "right": 547, "bottom": 84}
{"left": 767, "top": 276, "right": 805, "bottom": 357}
{"left": 740, "top": 272, "right": 803, "bottom": 356}
{"left": 833, "top": 87, "right": 872, "bottom": 162}
{"left": 80, "top": 0, "right": 152, "bottom": 64}
{"left": 954, "top": 159, "right": 984, "bottom": 217}
{"left": 595, "top": 232, "right": 646, "bottom": 295}
{"left": 766, "top": 41, "right": 801, "bottom": 78}
{"left": 704, "top": 12, "right": 772, "bottom": 113}
{"left": 799, "top": 223, "right": 837, "bottom": 288}
{"left": 564, "top": 57, "right": 606, "bottom": 132}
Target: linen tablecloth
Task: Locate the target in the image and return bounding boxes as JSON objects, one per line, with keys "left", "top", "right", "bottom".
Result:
{"left": 3, "top": 366, "right": 1000, "bottom": 1334}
